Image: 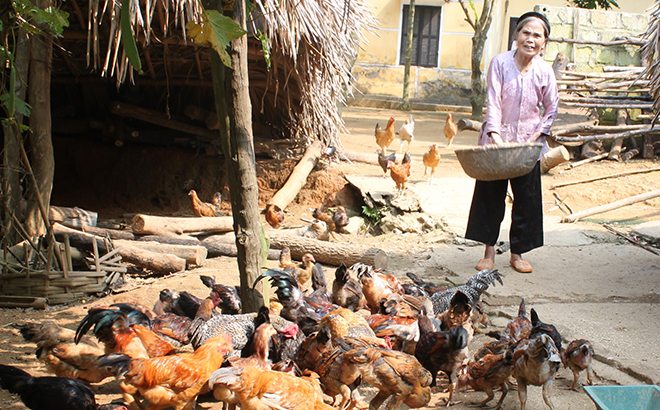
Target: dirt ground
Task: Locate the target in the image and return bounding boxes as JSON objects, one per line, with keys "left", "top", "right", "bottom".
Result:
{"left": 1, "top": 105, "right": 660, "bottom": 409}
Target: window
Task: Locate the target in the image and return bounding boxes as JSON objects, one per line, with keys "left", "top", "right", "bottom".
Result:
{"left": 508, "top": 17, "right": 520, "bottom": 50}
{"left": 399, "top": 5, "right": 442, "bottom": 68}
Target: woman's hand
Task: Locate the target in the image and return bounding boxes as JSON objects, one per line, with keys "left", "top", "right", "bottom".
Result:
{"left": 489, "top": 132, "right": 504, "bottom": 145}
{"left": 527, "top": 131, "right": 543, "bottom": 143}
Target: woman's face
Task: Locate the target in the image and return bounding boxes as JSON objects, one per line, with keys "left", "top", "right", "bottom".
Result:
{"left": 515, "top": 18, "right": 546, "bottom": 58}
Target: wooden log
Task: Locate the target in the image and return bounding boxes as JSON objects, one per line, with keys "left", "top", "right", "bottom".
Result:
{"left": 269, "top": 141, "right": 322, "bottom": 211}
{"left": 267, "top": 230, "right": 388, "bottom": 268}
{"left": 53, "top": 223, "right": 185, "bottom": 274}
{"left": 49, "top": 206, "right": 97, "bottom": 228}
{"left": 550, "top": 168, "right": 660, "bottom": 189}
{"left": 560, "top": 102, "right": 652, "bottom": 110}
{"left": 343, "top": 150, "right": 379, "bottom": 165}
{"left": 609, "top": 109, "right": 628, "bottom": 161}
{"left": 82, "top": 225, "right": 136, "bottom": 240}
{"left": 0, "top": 296, "right": 47, "bottom": 309}
{"left": 552, "top": 124, "right": 648, "bottom": 137}
{"left": 457, "top": 119, "right": 482, "bottom": 132}
{"left": 114, "top": 245, "right": 186, "bottom": 274}
{"left": 201, "top": 235, "right": 280, "bottom": 260}
{"left": 555, "top": 126, "right": 660, "bottom": 144}
{"left": 548, "top": 36, "right": 644, "bottom": 46}
{"left": 561, "top": 189, "right": 660, "bottom": 223}
{"left": 131, "top": 214, "right": 234, "bottom": 237}
{"left": 113, "top": 239, "right": 207, "bottom": 267}
{"left": 541, "top": 146, "right": 570, "bottom": 173}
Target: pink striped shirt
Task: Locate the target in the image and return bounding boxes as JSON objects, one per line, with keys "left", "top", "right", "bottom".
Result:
{"left": 479, "top": 50, "right": 559, "bottom": 158}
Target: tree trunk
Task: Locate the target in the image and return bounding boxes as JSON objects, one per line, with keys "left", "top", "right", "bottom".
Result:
{"left": 25, "top": 0, "right": 55, "bottom": 238}
{"left": 470, "top": 31, "right": 487, "bottom": 119}
{"left": 211, "top": 0, "right": 265, "bottom": 313}
{"left": 401, "top": 0, "right": 415, "bottom": 111}
{"left": 1, "top": 28, "right": 29, "bottom": 246}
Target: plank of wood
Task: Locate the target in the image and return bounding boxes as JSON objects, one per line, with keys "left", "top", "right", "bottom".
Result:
{"left": 561, "top": 189, "right": 660, "bottom": 223}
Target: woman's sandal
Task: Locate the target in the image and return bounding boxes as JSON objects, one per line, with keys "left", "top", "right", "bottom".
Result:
{"left": 511, "top": 260, "right": 533, "bottom": 273}
{"left": 475, "top": 258, "right": 495, "bottom": 271}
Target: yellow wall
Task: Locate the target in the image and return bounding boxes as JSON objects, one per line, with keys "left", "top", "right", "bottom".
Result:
{"left": 352, "top": 1, "right": 656, "bottom": 105}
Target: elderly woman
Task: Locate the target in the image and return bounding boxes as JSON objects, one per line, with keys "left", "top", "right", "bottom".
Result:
{"left": 465, "top": 11, "right": 559, "bottom": 273}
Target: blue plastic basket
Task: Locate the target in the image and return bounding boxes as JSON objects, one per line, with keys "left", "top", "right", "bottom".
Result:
{"left": 584, "top": 385, "right": 660, "bottom": 410}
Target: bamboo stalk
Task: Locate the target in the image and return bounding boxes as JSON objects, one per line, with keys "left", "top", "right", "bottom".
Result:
{"left": 555, "top": 127, "right": 660, "bottom": 144}
{"left": 549, "top": 36, "right": 644, "bottom": 46}
{"left": 561, "top": 189, "right": 660, "bottom": 223}
{"left": 565, "top": 152, "right": 609, "bottom": 169}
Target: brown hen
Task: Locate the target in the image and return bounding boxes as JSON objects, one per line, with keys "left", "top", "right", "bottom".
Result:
{"left": 561, "top": 339, "right": 594, "bottom": 391}
{"left": 444, "top": 113, "right": 458, "bottom": 148}
{"left": 99, "top": 334, "right": 232, "bottom": 410}
{"left": 188, "top": 189, "right": 216, "bottom": 217}
{"left": 265, "top": 202, "right": 285, "bottom": 229}
{"left": 459, "top": 350, "right": 514, "bottom": 410}
{"left": 422, "top": 144, "right": 441, "bottom": 185}
{"left": 375, "top": 116, "right": 396, "bottom": 155}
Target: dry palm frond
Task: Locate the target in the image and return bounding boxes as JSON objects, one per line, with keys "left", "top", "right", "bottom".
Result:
{"left": 640, "top": 0, "right": 660, "bottom": 124}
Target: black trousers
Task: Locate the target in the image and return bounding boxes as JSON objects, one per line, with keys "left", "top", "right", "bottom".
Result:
{"left": 465, "top": 162, "right": 543, "bottom": 255}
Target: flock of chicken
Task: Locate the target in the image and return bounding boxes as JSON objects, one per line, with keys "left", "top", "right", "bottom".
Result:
{"left": 375, "top": 113, "right": 457, "bottom": 191}
{"left": 0, "top": 249, "right": 595, "bottom": 410}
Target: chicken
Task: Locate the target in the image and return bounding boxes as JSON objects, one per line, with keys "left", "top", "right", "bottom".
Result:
{"left": 312, "top": 208, "right": 336, "bottom": 231}
{"left": 253, "top": 269, "right": 331, "bottom": 334}
{"left": 506, "top": 298, "right": 532, "bottom": 342}
{"left": 422, "top": 144, "right": 441, "bottom": 186}
{"left": 110, "top": 302, "right": 193, "bottom": 347}
{"left": 75, "top": 307, "right": 175, "bottom": 359}
{"left": 513, "top": 334, "right": 562, "bottom": 410}
{"left": 188, "top": 189, "right": 216, "bottom": 217}
{"left": 352, "top": 262, "right": 404, "bottom": 313}
{"left": 311, "top": 262, "right": 328, "bottom": 291}
{"left": 474, "top": 331, "right": 513, "bottom": 362}
{"left": 529, "top": 308, "right": 563, "bottom": 351}
{"left": 459, "top": 350, "right": 514, "bottom": 410}
{"left": 227, "top": 307, "right": 278, "bottom": 370}
{"left": 331, "top": 263, "right": 366, "bottom": 312}
{"left": 16, "top": 321, "right": 113, "bottom": 383}
{"left": 319, "top": 307, "right": 389, "bottom": 348}
{"left": 296, "top": 329, "right": 365, "bottom": 410}
{"left": 188, "top": 308, "right": 293, "bottom": 352}
{"left": 265, "top": 202, "right": 285, "bottom": 229}
{"left": 341, "top": 338, "right": 433, "bottom": 410}
{"left": 398, "top": 115, "right": 415, "bottom": 153}
{"left": 100, "top": 334, "right": 232, "bottom": 410}
{"left": 561, "top": 339, "right": 594, "bottom": 391}
{"left": 0, "top": 364, "right": 127, "bottom": 410}
{"left": 414, "top": 314, "right": 469, "bottom": 405}
{"left": 387, "top": 158, "right": 411, "bottom": 195}
{"left": 444, "top": 112, "right": 458, "bottom": 148}
{"left": 436, "top": 291, "right": 472, "bottom": 332}
{"left": 375, "top": 116, "right": 396, "bottom": 155}
{"left": 211, "top": 191, "right": 222, "bottom": 212}
{"left": 430, "top": 269, "right": 503, "bottom": 315}
{"left": 332, "top": 206, "right": 350, "bottom": 233}
{"left": 208, "top": 365, "right": 334, "bottom": 410}
{"left": 405, "top": 272, "right": 448, "bottom": 296}
{"left": 200, "top": 275, "right": 243, "bottom": 314}
{"left": 377, "top": 150, "right": 397, "bottom": 177}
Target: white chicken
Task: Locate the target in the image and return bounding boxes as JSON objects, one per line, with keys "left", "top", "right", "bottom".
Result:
{"left": 398, "top": 115, "right": 415, "bottom": 153}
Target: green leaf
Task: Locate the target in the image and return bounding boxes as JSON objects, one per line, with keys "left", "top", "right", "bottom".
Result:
{"left": 120, "top": 0, "right": 143, "bottom": 72}
{"left": 257, "top": 30, "right": 271, "bottom": 69}
{"left": 205, "top": 10, "right": 247, "bottom": 68}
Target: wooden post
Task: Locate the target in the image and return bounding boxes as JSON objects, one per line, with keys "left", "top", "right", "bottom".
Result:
{"left": 211, "top": 0, "right": 266, "bottom": 313}
{"left": 608, "top": 109, "right": 627, "bottom": 161}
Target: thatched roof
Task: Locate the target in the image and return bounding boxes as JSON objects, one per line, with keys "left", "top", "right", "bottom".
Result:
{"left": 83, "top": 0, "right": 378, "bottom": 149}
{"left": 641, "top": 0, "right": 660, "bottom": 123}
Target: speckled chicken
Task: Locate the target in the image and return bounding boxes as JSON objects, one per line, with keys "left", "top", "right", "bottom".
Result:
{"left": 561, "top": 339, "right": 594, "bottom": 391}
{"left": 430, "top": 269, "right": 503, "bottom": 315}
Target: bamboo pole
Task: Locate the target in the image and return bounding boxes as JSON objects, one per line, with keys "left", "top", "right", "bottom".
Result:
{"left": 561, "top": 189, "right": 660, "bottom": 223}
{"left": 565, "top": 152, "right": 608, "bottom": 169}
{"left": 551, "top": 168, "right": 660, "bottom": 189}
